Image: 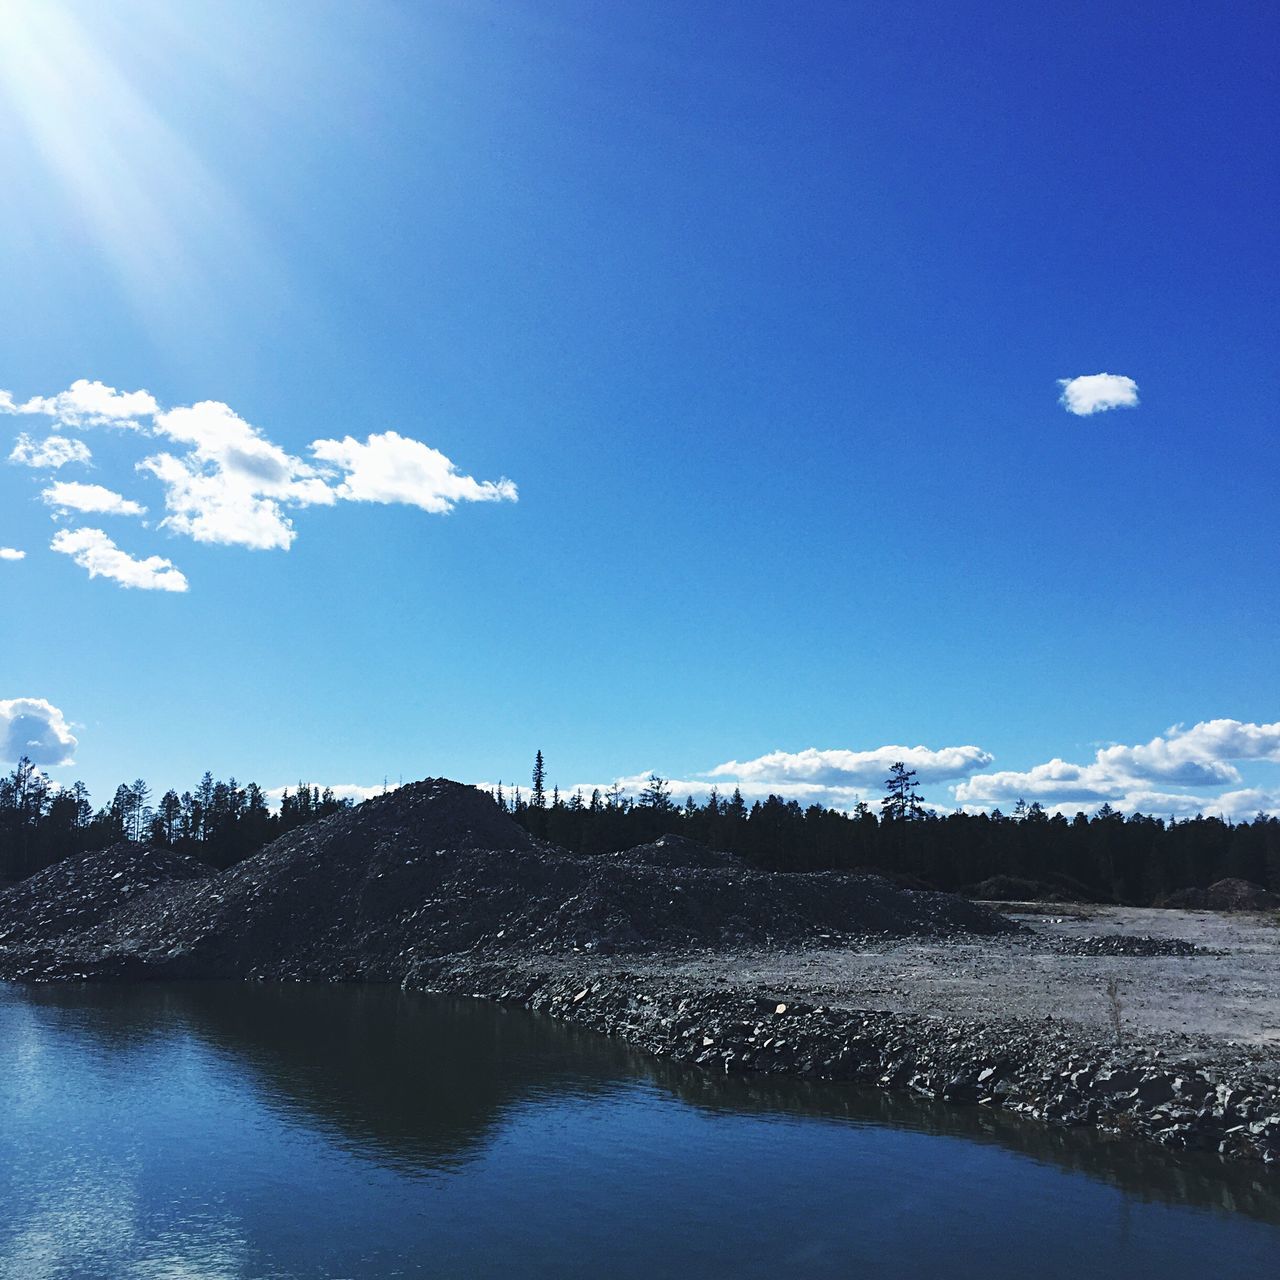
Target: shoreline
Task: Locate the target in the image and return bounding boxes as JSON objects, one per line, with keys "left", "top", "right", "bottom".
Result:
{"left": 399, "top": 944, "right": 1280, "bottom": 1169}
{"left": 5, "top": 922, "right": 1279, "bottom": 1168}
{"left": 396, "top": 898, "right": 1280, "bottom": 1170}
{"left": 3, "top": 789, "right": 1276, "bottom": 1170}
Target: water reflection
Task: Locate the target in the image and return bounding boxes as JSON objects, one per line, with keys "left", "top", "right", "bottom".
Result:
{"left": 13, "top": 980, "right": 1280, "bottom": 1225}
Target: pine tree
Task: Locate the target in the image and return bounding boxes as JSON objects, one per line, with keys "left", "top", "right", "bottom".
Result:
{"left": 129, "top": 778, "right": 152, "bottom": 842}
{"left": 881, "top": 762, "right": 925, "bottom": 822}
{"left": 639, "top": 773, "right": 673, "bottom": 811}
{"left": 532, "top": 750, "right": 547, "bottom": 810}
{"left": 158, "top": 790, "right": 182, "bottom": 845}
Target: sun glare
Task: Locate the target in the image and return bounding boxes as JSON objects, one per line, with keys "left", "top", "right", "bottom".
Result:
{"left": 0, "top": 0, "right": 268, "bottom": 328}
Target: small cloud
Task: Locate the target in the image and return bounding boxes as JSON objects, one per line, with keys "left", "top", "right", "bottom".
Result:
{"left": 310, "top": 431, "right": 518, "bottom": 513}
{"left": 0, "top": 697, "right": 78, "bottom": 765}
{"left": 0, "top": 547, "right": 25, "bottom": 561}
{"left": 41, "top": 481, "right": 146, "bottom": 517}
{"left": 8, "top": 433, "right": 93, "bottom": 469}
{"left": 51, "top": 527, "right": 188, "bottom": 592}
{"left": 1, "top": 379, "right": 158, "bottom": 427}
{"left": 1057, "top": 372, "right": 1139, "bottom": 416}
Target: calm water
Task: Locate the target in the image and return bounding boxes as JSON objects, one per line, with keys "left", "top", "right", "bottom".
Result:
{"left": 1, "top": 983, "right": 1277, "bottom": 1279}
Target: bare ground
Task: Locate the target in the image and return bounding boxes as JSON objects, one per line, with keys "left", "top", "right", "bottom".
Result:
{"left": 699, "top": 906, "right": 1280, "bottom": 1062}
{"left": 461, "top": 905, "right": 1280, "bottom": 1075}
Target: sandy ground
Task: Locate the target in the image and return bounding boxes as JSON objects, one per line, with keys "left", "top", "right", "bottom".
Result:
{"left": 528, "top": 906, "right": 1280, "bottom": 1072}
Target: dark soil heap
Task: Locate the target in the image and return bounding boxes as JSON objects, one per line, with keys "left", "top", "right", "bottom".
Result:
{"left": 1160, "top": 879, "right": 1280, "bottom": 912}
{"left": 964, "top": 873, "right": 1102, "bottom": 905}
{"left": 0, "top": 843, "right": 213, "bottom": 948}
{"left": 0, "top": 779, "right": 1017, "bottom": 982}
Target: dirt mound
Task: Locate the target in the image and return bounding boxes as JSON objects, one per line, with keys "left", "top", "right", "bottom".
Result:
{"left": 1206, "top": 879, "right": 1280, "bottom": 911}
{"left": 1160, "top": 879, "right": 1280, "bottom": 912}
{"left": 602, "top": 835, "right": 741, "bottom": 870}
{"left": 964, "top": 874, "right": 1101, "bottom": 905}
{"left": 0, "top": 779, "right": 1020, "bottom": 981}
{"left": 0, "top": 843, "right": 214, "bottom": 947}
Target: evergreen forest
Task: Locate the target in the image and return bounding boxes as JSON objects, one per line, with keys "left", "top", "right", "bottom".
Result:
{"left": 2, "top": 751, "right": 1277, "bottom": 906}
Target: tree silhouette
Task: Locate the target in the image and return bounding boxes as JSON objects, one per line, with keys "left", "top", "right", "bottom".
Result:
{"left": 531, "top": 750, "right": 547, "bottom": 810}
{"left": 881, "top": 761, "right": 925, "bottom": 822}
{"left": 639, "top": 773, "right": 673, "bottom": 811}
{"left": 2, "top": 751, "right": 1278, "bottom": 903}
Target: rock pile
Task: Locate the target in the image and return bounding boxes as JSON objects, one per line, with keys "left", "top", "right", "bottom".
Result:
{"left": 1161, "top": 879, "right": 1280, "bottom": 912}
{"left": 0, "top": 843, "right": 213, "bottom": 948}
{"left": 1051, "top": 935, "right": 1203, "bottom": 958}
{"left": 597, "top": 834, "right": 742, "bottom": 871}
{"left": 0, "top": 779, "right": 1017, "bottom": 983}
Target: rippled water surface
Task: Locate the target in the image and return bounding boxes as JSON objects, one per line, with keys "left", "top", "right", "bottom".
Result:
{"left": 1, "top": 982, "right": 1277, "bottom": 1279}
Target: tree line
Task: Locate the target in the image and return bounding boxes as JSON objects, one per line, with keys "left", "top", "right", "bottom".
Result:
{"left": 4, "top": 750, "right": 1278, "bottom": 906}
{"left": 0, "top": 755, "right": 351, "bottom": 881}
{"left": 500, "top": 754, "right": 1280, "bottom": 906}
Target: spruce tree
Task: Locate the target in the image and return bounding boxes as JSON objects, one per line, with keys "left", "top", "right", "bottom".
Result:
{"left": 532, "top": 750, "right": 547, "bottom": 810}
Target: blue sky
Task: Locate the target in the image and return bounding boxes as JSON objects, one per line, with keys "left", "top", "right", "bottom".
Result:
{"left": 1, "top": 0, "right": 1277, "bottom": 818}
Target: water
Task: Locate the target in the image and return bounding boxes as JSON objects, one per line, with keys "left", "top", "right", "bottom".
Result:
{"left": 0, "top": 983, "right": 1276, "bottom": 1279}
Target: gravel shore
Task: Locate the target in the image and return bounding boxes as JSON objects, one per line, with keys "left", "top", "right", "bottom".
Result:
{"left": 405, "top": 903, "right": 1280, "bottom": 1167}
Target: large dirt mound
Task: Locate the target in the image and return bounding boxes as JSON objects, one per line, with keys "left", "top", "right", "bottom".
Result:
{"left": 0, "top": 843, "right": 213, "bottom": 947}
{"left": 1160, "top": 879, "right": 1280, "bottom": 912}
{"left": 0, "top": 779, "right": 1019, "bottom": 981}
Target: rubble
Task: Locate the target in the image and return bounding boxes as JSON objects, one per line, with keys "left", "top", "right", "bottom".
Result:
{"left": 0, "top": 780, "right": 1016, "bottom": 982}
{"left": 0, "top": 843, "right": 212, "bottom": 947}
{"left": 1049, "top": 934, "right": 1205, "bottom": 957}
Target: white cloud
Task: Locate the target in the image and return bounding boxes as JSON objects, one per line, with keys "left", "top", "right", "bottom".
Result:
{"left": 1200, "top": 789, "right": 1280, "bottom": 821}
{"left": 1057, "top": 372, "right": 1139, "bottom": 416}
{"left": 552, "top": 723, "right": 1280, "bottom": 821}
{"left": 553, "top": 743, "right": 993, "bottom": 813}
{"left": 140, "top": 400, "right": 335, "bottom": 550}
{"left": 51, "top": 527, "right": 188, "bottom": 592}
{"left": 963, "top": 788, "right": 1280, "bottom": 823}
{"left": 6, "top": 381, "right": 519, "bottom": 582}
{"left": 264, "top": 782, "right": 393, "bottom": 807}
{"left": 8, "top": 432, "right": 93, "bottom": 468}
{"left": 709, "top": 744, "right": 993, "bottom": 789}
{"left": 41, "top": 481, "right": 145, "bottom": 517}
{"left": 0, "top": 697, "right": 77, "bottom": 765}
{"left": 310, "top": 431, "right": 518, "bottom": 513}
{"left": 0, "top": 378, "right": 157, "bottom": 427}
{"left": 0, "top": 547, "right": 25, "bottom": 561}
{"left": 956, "top": 720, "right": 1280, "bottom": 817}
